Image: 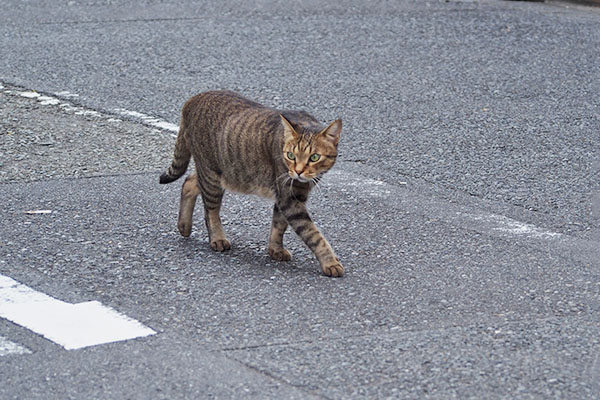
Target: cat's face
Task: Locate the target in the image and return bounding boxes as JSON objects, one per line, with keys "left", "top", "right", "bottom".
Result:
{"left": 281, "top": 116, "right": 342, "bottom": 183}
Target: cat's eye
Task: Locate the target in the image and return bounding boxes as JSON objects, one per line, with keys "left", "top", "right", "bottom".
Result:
{"left": 309, "top": 154, "right": 321, "bottom": 162}
{"left": 287, "top": 152, "right": 296, "bottom": 160}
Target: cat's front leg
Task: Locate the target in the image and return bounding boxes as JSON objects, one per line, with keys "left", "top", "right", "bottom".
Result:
{"left": 277, "top": 198, "right": 344, "bottom": 277}
{"left": 268, "top": 204, "right": 292, "bottom": 261}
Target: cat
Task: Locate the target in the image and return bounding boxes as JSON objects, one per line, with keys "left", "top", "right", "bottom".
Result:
{"left": 159, "top": 90, "right": 344, "bottom": 277}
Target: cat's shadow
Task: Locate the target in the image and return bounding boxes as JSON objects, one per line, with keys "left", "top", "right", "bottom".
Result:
{"left": 174, "top": 232, "right": 321, "bottom": 277}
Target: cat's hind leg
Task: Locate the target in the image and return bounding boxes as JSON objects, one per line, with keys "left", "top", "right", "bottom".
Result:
{"left": 178, "top": 173, "right": 200, "bottom": 237}
{"left": 268, "top": 204, "right": 292, "bottom": 261}
{"left": 198, "top": 169, "right": 230, "bottom": 252}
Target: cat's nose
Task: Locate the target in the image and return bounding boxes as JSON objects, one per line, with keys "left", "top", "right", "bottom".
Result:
{"left": 294, "top": 166, "right": 304, "bottom": 175}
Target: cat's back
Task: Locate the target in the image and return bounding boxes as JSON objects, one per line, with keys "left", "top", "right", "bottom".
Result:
{"left": 182, "top": 90, "right": 282, "bottom": 155}
{"left": 182, "top": 90, "right": 269, "bottom": 125}
{"left": 182, "top": 91, "right": 284, "bottom": 196}
{"left": 182, "top": 90, "right": 321, "bottom": 133}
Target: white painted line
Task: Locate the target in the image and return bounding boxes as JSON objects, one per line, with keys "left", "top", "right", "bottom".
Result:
{"left": 0, "top": 335, "right": 31, "bottom": 356}
{"left": 6, "top": 89, "right": 96, "bottom": 116}
{"left": 17, "top": 91, "right": 40, "bottom": 99}
{"left": 3, "top": 85, "right": 179, "bottom": 136}
{"left": 54, "top": 90, "right": 79, "bottom": 98}
{"left": 37, "top": 95, "right": 61, "bottom": 106}
{"left": 74, "top": 109, "right": 102, "bottom": 117}
{"left": 469, "top": 213, "right": 561, "bottom": 239}
{"left": 114, "top": 108, "right": 179, "bottom": 136}
{"left": 0, "top": 274, "right": 155, "bottom": 350}
{"left": 342, "top": 176, "right": 392, "bottom": 197}
{"left": 328, "top": 170, "right": 562, "bottom": 241}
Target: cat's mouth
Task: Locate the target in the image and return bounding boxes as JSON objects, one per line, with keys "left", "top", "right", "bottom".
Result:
{"left": 289, "top": 171, "right": 311, "bottom": 183}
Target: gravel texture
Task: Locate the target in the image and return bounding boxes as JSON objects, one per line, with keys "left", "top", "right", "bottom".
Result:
{"left": 1, "top": 1, "right": 599, "bottom": 399}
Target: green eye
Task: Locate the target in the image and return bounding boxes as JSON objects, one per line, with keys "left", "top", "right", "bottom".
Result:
{"left": 309, "top": 154, "right": 321, "bottom": 162}
{"left": 287, "top": 152, "right": 296, "bottom": 160}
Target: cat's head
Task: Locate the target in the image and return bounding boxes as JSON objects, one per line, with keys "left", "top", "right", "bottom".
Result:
{"left": 280, "top": 115, "right": 342, "bottom": 183}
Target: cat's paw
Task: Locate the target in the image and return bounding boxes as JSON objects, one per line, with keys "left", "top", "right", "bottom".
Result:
{"left": 269, "top": 247, "right": 292, "bottom": 261}
{"left": 210, "top": 239, "right": 231, "bottom": 252}
{"left": 322, "top": 261, "right": 345, "bottom": 277}
{"left": 178, "top": 221, "right": 192, "bottom": 237}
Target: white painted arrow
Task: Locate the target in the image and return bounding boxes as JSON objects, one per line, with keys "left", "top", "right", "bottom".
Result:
{"left": 0, "top": 274, "right": 155, "bottom": 350}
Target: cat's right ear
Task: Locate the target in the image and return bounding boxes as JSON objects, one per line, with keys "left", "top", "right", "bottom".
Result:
{"left": 280, "top": 114, "right": 300, "bottom": 142}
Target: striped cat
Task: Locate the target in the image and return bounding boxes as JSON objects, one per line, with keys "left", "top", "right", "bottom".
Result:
{"left": 160, "top": 91, "right": 344, "bottom": 277}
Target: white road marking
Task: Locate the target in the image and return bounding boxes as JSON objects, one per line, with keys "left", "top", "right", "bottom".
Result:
{"left": 4, "top": 89, "right": 102, "bottom": 117}
{"left": 0, "top": 335, "right": 31, "bottom": 357}
{"left": 0, "top": 274, "right": 156, "bottom": 350}
{"left": 479, "top": 213, "right": 561, "bottom": 238}
{"left": 455, "top": 212, "right": 561, "bottom": 239}
{"left": 113, "top": 108, "right": 179, "bottom": 136}
{"left": 37, "top": 95, "right": 61, "bottom": 106}
{"left": 342, "top": 176, "right": 392, "bottom": 197}
{"left": 328, "top": 170, "right": 562, "bottom": 240}
{"left": 2, "top": 85, "right": 178, "bottom": 135}
{"left": 15, "top": 90, "right": 40, "bottom": 99}
{"left": 54, "top": 90, "right": 79, "bottom": 98}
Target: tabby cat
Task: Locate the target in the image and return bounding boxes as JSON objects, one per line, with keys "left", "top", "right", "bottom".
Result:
{"left": 159, "top": 90, "right": 344, "bottom": 277}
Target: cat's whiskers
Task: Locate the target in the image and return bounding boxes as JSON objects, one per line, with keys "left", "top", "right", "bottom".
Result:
{"left": 289, "top": 175, "right": 295, "bottom": 197}
{"left": 310, "top": 176, "right": 324, "bottom": 195}
{"left": 276, "top": 172, "right": 293, "bottom": 193}
{"left": 276, "top": 172, "right": 289, "bottom": 182}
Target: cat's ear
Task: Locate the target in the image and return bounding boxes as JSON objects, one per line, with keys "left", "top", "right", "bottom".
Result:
{"left": 320, "top": 119, "right": 342, "bottom": 146}
{"left": 280, "top": 114, "right": 300, "bottom": 141}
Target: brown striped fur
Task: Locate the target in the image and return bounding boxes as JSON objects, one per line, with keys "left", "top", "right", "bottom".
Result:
{"left": 160, "top": 91, "right": 344, "bottom": 277}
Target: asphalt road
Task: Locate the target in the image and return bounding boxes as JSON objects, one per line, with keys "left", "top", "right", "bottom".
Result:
{"left": 1, "top": 0, "right": 599, "bottom": 398}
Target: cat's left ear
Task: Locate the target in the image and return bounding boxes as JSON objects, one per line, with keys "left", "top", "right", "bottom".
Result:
{"left": 320, "top": 119, "right": 342, "bottom": 146}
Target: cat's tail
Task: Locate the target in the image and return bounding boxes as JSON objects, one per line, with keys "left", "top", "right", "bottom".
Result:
{"left": 159, "top": 125, "right": 191, "bottom": 184}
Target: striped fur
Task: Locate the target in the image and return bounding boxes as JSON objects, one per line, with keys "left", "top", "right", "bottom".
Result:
{"left": 160, "top": 91, "right": 344, "bottom": 277}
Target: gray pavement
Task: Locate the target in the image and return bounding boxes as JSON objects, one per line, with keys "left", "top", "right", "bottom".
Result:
{"left": 1, "top": 0, "right": 599, "bottom": 398}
